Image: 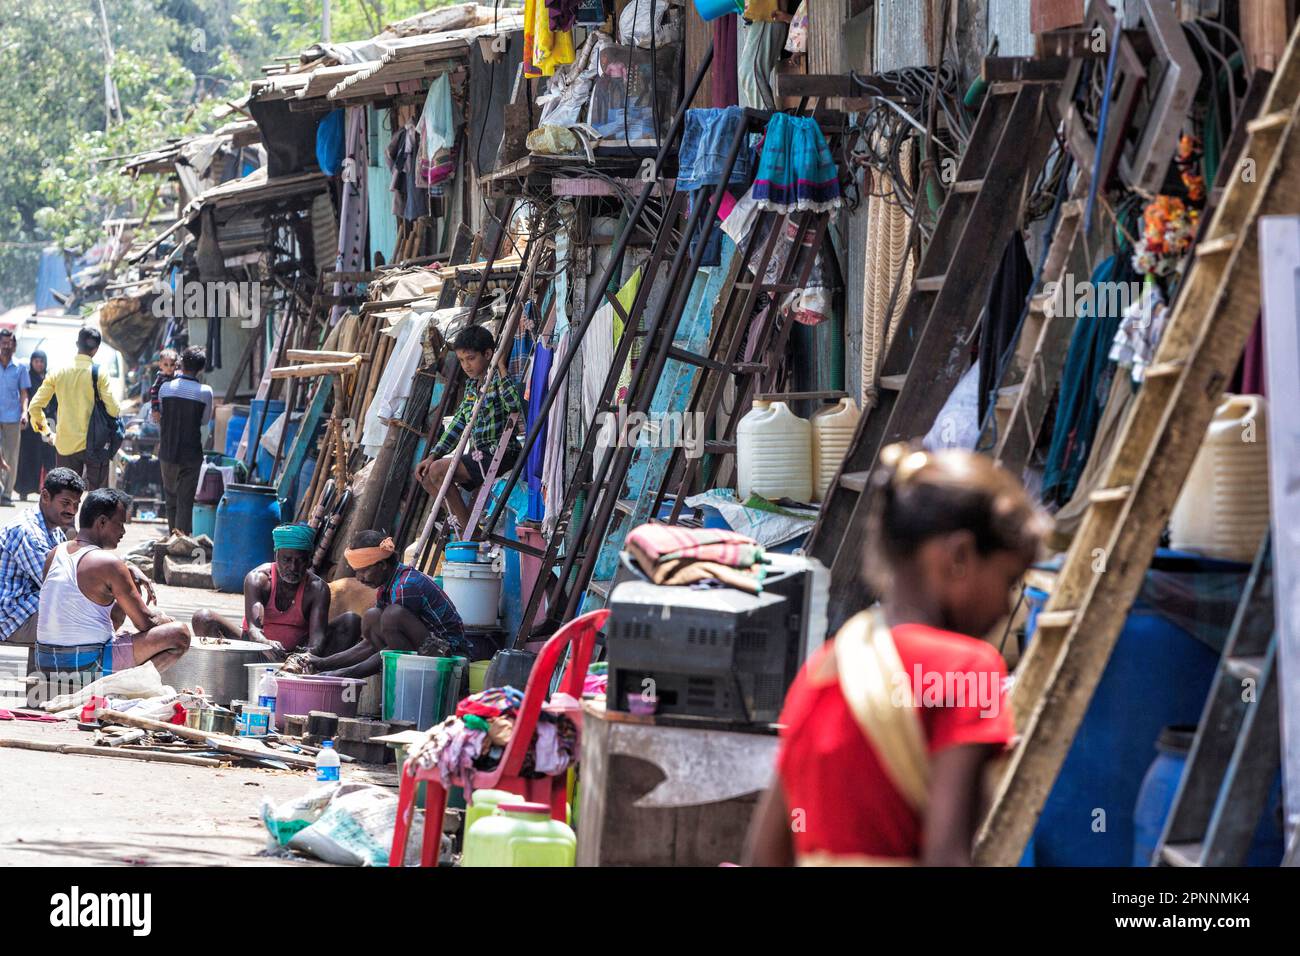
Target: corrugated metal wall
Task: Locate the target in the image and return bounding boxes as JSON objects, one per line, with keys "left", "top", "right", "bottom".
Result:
{"left": 988, "top": 0, "right": 1034, "bottom": 56}
{"left": 874, "top": 0, "right": 933, "bottom": 71}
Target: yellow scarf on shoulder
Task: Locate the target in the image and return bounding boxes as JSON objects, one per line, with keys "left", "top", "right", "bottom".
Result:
{"left": 833, "top": 609, "right": 929, "bottom": 813}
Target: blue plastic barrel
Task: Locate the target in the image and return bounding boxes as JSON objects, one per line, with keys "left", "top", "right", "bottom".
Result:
{"left": 1132, "top": 725, "right": 1285, "bottom": 866}
{"left": 1025, "top": 553, "right": 1244, "bottom": 866}
{"left": 245, "top": 399, "right": 285, "bottom": 466}
{"left": 224, "top": 409, "right": 249, "bottom": 458}
{"left": 212, "top": 484, "right": 281, "bottom": 592}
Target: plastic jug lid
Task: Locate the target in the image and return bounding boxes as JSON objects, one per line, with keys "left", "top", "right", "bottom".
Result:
{"left": 322, "top": 740, "right": 335, "bottom": 748}
{"left": 499, "top": 801, "right": 551, "bottom": 815}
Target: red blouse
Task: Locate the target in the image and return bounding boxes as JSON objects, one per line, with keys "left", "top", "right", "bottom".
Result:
{"left": 776, "top": 623, "right": 1014, "bottom": 860}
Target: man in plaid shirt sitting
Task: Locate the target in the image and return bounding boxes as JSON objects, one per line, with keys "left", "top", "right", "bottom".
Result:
{"left": 414, "top": 326, "right": 523, "bottom": 536}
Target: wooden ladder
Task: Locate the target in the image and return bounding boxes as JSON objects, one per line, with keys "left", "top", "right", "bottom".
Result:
{"left": 1152, "top": 537, "right": 1281, "bottom": 867}
{"left": 975, "top": 22, "right": 1300, "bottom": 865}
{"left": 805, "top": 77, "right": 1062, "bottom": 631}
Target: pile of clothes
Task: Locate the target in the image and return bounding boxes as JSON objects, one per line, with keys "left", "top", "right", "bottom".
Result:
{"left": 623, "top": 524, "right": 767, "bottom": 593}
{"left": 406, "top": 686, "right": 580, "bottom": 788}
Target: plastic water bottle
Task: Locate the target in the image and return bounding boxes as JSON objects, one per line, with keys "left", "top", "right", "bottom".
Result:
{"left": 316, "top": 740, "right": 341, "bottom": 783}
{"left": 256, "top": 668, "right": 277, "bottom": 717}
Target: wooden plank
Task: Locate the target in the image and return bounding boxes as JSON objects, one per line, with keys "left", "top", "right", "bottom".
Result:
{"left": 975, "top": 34, "right": 1300, "bottom": 865}
{"left": 276, "top": 374, "right": 333, "bottom": 502}
{"left": 99, "top": 709, "right": 318, "bottom": 768}
{"left": 269, "top": 356, "right": 362, "bottom": 378}
{"left": 0, "top": 737, "right": 224, "bottom": 768}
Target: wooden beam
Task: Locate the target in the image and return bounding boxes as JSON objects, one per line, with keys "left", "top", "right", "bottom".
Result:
{"left": 285, "top": 349, "right": 365, "bottom": 363}
{"left": 269, "top": 356, "right": 362, "bottom": 379}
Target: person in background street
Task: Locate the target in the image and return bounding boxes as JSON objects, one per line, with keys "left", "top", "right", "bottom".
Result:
{"left": 306, "top": 530, "right": 475, "bottom": 679}
{"left": 744, "top": 444, "right": 1049, "bottom": 867}
{"left": 15, "top": 350, "right": 56, "bottom": 501}
{"left": 414, "top": 325, "right": 523, "bottom": 536}
{"left": 36, "top": 488, "right": 188, "bottom": 676}
{"left": 193, "top": 523, "right": 359, "bottom": 661}
{"left": 28, "top": 326, "right": 120, "bottom": 491}
{"left": 157, "top": 346, "right": 213, "bottom": 536}
{"left": 0, "top": 328, "right": 31, "bottom": 506}
{"left": 0, "top": 468, "right": 86, "bottom": 672}
{"left": 149, "top": 347, "right": 178, "bottom": 424}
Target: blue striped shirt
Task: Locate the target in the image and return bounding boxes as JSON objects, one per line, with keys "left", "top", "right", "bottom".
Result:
{"left": 0, "top": 507, "right": 65, "bottom": 639}
{"left": 377, "top": 563, "right": 467, "bottom": 654}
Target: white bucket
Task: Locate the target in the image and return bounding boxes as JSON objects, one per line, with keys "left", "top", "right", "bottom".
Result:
{"left": 441, "top": 561, "right": 503, "bottom": 627}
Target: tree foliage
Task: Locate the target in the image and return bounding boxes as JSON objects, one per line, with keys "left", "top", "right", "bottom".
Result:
{"left": 0, "top": 0, "right": 446, "bottom": 308}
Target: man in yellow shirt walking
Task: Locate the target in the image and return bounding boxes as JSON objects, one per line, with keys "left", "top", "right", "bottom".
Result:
{"left": 29, "top": 327, "right": 120, "bottom": 491}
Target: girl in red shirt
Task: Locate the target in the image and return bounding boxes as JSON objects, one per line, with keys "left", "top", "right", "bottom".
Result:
{"left": 745, "top": 443, "right": 1049, "bottom": 866}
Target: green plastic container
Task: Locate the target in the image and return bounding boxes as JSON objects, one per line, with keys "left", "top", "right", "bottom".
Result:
{"left": 381, "top": 649, "right": 415, "bottom": 721}
{"left": 464, "top": 789, "right": 517, "bottom": 836}
{"left": 468, "top": 659, "right": 491, "bottom": 694}
{"left": 461, "top": 801, "right": 576, "bottom": 867}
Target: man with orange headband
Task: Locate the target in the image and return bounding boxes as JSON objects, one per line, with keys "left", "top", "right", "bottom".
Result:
{"left": 306, "top": 529, "right": 476, "bottom": 679}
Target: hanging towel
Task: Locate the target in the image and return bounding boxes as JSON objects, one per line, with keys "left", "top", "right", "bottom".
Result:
{"left": 418, "top": 73, "right": 456, "bottom": 186}
{"left": 752, "top": 113, "right": 842, "bottom": 213}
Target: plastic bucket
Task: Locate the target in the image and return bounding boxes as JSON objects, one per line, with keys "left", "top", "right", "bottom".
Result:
{"left": 272, "top": 674, "right": 366, "bottom": 731}
{"left": 515, "top": 525, "right": 549, "bottom": 629}
{"left": 392, "top": 655, "right": 467, "bottom": 731}
{"left": 446, "top": 541, "right": 484, "bottom": 563}
{"left": 192, "top": 503, "right": 217, "bottom": 540}
{"left": 382, "top": 649, "right": 415, "bottom": 721}
{"left": 468, "top": 659, "right": 491, "bottom": 694}
{"left": 441, "top": 561, "right": 502, "bottom": 627}
{"left": 692, "top": 0, "right": 743, "bottom": 22}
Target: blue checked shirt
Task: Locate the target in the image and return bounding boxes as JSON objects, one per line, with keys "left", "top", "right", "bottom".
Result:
{"left": 0, "top": 507, "right": 65, "bottom": 640}
{"left": 377, "top": 563, "right": 467, "bottom": 654}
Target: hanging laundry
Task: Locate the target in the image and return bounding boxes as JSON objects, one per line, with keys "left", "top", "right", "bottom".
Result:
{"left": 737, "top": 16, "right": 788, "bottom": 110}
{"left": 676, "top": 106, "right": 753, "bottom": 191}
{"left": 1109, "top": 280, "right": 1168, "bottom": 384}
{"left": 524, "top": 0, "right": 576, "bottom": 77}
{"left": 1041, "top": 254, "right": 1138, "bottom": 506}
{"left": 542, "top": 329, "right": 571, "bottom": 536}
{"left": 752, "top": 112, "right": 842, "bottom": 213}
{"left": 417, "top": 73, "right": 456, "bottom": 187}
{"left": 526, "top": 337, "right": 554, "bottom": 521}
{"left": 711, "top": 13, "right": 739, "bottom": 107}
{"left": 608, "top": 268, "right": 643, "bottom": 405}
{"left": 785, "top": 0, "right": 808, "bottom": 52}
{"left": 977, "top": 235, "right": 1034, "bottom": 423}
{"left": 315, "top": 110, "right": 346, "bottom": 175}
{"left": 544, "top": 0, "right": 582, "bottom": 31}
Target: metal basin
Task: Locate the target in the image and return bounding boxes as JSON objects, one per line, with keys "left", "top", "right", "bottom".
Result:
{"left": 165, "top": 638, "right": 272, "bottom": 706}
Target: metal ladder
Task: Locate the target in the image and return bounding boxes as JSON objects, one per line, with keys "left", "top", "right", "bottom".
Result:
{"left": 1153, "top": 538, "right": 1281, "bottom": 867}
{"left": 804, "top": 76, "right": 1063, "bottom": 632}
{"left": 975, "top": 21, "right": 1300, "bottom": 864}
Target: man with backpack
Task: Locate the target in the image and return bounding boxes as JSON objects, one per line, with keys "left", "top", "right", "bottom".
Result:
{"left": 28, "top": 327, "right": 121, "bottom": 491}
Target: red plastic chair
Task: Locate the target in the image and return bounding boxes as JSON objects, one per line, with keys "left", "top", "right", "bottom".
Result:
{"left": 390, "top": 608, "right": 610, "bottom": 866}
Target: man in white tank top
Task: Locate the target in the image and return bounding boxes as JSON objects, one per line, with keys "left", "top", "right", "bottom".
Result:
{"left": 36, "top": 488, "right": 191, "bottom": 674}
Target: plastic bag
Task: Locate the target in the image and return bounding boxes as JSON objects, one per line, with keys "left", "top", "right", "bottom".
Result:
{"left": 286, "top": 784, "right": 427, "bottom": 867}
{"left": 617, "top": 0, "right": 679, "bottom": 48}
{"left": 41, "top": 661, "right": 171, "bottom": 713}
{"left": 261, "top": 783, "right": 340, "bottom": 847}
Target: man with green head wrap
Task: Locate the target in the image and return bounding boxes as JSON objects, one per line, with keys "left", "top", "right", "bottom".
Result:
{"left": 192, "top": 523, "right": 360, "bottom": 659}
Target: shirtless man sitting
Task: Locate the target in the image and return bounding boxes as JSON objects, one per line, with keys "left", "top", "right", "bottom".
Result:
{"left": 192, "top": 523, "right": 360, "bottom": 660}
{"left": 35, "top": 488, "right": 191, "bottom": 676}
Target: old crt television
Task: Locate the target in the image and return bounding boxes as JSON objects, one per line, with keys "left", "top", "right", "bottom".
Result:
{"left": 605, "top": 559, "right": 820, "bottom": 724}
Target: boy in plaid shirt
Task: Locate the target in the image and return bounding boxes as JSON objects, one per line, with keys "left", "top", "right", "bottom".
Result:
{"left": 415, "top": 326, "right": 523, "bottom": 535}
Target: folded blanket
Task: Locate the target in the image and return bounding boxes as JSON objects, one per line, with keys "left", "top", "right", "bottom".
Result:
{"left": 624, "top": 524, "right": 767, "bottom": 592}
